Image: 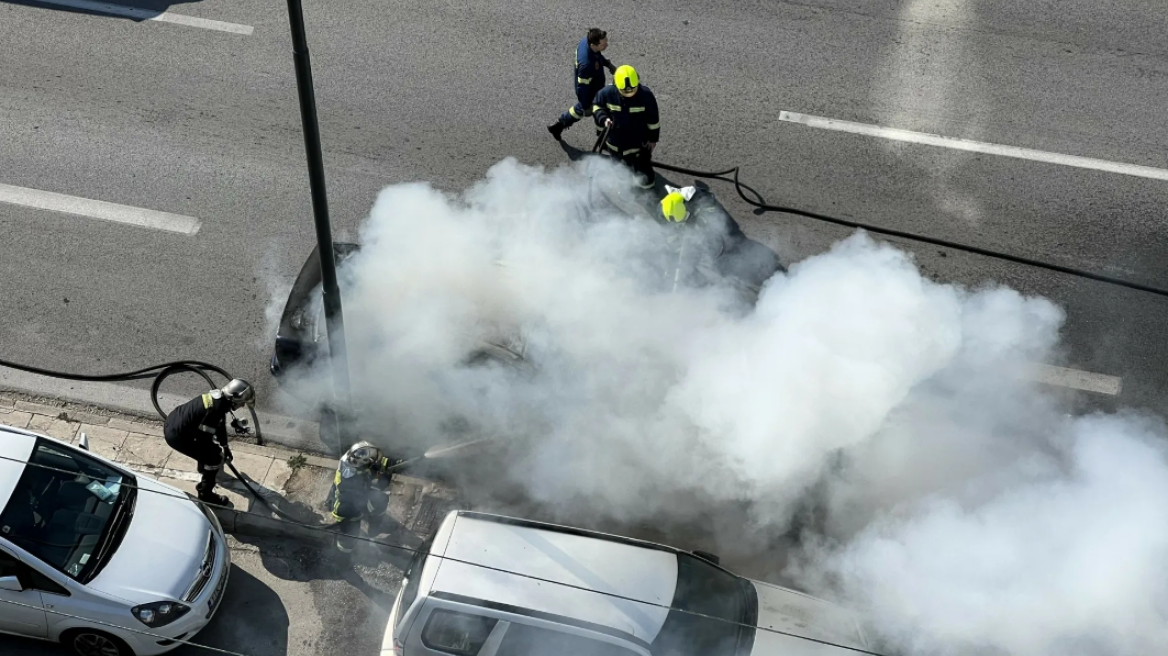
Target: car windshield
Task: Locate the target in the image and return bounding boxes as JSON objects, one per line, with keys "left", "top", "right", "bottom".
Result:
{"left": 0, "top": 438, "right": 135, "bottom": 582}
{"left": 651, "top": 554, "right": 757, "bottom": 656}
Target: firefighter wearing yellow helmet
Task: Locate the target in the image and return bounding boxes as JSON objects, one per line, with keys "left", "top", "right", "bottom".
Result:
{"left": 592, "top": 64, "right": 660, "bottom": 188}
{"left": 660, "top": 190, "right": 689, "bottom": 223}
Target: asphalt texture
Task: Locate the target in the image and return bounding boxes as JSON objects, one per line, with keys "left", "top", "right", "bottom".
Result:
{"left": 0, "top": 536, "right": 402, "bottom": 656}
{"left": 1, "top": 1, "right": 1167, "bottom": 415}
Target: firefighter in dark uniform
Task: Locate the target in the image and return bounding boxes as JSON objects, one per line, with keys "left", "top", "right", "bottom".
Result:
{"left": 163, "top": 379, "right": 255, "bottom": 506}
{"left": 593, "top": 65, "right": 660, "bottom": 188}
{"left": 547, "top": 28, "right": 615, "bottom": 141}
{"left": 326, "top": 441, "right": 403, "bottom": 552}
{"left": 659, "top": 185, "right": 784, "bottom": 290}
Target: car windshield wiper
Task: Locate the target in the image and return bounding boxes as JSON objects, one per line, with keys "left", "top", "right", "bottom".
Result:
{"left": 80, "top": 486, "right": 136, "bottom": 583}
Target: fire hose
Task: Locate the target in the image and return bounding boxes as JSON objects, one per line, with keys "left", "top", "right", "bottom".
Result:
{"left": 0, "top": 357, "right": 337, "bottom": 526}
{"left": 0, "top": 357, "right": 487, "bottom": 531}
{"left": 589, "top": 128, "right": 1168, "bottom": 299}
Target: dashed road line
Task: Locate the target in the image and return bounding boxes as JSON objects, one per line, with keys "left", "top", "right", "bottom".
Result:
{"left": 779, "top": 111, "right": 1168, "bottom": 182}
{"left": 30, "top": 0, "right": 254, "bottom": 34}
{"left": 0, "top": 182, "right": 201, "bottom": 235}
{"left": 1026, "top": 363, "right": 1122, "bottom": 395}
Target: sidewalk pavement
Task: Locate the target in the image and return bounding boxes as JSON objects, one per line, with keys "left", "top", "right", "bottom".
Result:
{"left": 0, "top": 391, "right": 464, "bottom": 549}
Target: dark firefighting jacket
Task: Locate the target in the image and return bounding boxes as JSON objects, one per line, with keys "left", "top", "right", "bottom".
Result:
{"left": 592, "top": 84, "right": 660, "bottom": 152}
{"left": 163, "top": 391, "right": 231, "bottom": 448}
{"left": 574, "top": 37, "right": 614, "bottom": 104}
{"left": 327, "top": 456, "right": 394, "bottom": 522}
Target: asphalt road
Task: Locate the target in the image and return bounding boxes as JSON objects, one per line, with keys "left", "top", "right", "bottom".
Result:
{"left": 1, "top": 0, "right": 1166, "bottom": 416}
{"left": 0, "top": 535, "right": 402, "bottom": 656}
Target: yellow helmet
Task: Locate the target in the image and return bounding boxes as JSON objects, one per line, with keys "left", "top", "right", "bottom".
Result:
{"left": 660, "top": 191, "right": 688, "bottom": 223}
{"left": 614, "top": 65, "right": 639, "bottom": 91}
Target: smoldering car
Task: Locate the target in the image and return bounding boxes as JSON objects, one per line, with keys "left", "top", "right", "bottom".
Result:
{"left": 582, "top": 159, "right": 785, "bottom": 299}
{"left": 270, "top": 182, "right": 784, "bottom": 387}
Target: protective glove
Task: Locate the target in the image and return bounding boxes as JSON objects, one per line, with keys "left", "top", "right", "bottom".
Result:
{"left": 222, "top": 447, "right": 234, "bottom": 464}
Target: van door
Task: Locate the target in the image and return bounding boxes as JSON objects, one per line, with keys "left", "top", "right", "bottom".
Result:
{"left": 0, "top": 548, "right": 47, "bottom": 638}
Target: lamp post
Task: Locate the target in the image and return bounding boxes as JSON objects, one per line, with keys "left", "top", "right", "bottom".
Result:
{"left": 284, "top": 0, "right": 350, "bottom": 452}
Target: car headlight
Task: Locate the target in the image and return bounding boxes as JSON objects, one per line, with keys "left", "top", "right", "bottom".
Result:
{"left": 132, "top": 601, "right": 191, "bottom": 627}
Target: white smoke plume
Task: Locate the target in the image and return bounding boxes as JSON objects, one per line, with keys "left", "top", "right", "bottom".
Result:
{"left": 280, "top": 157, "right": 1168, "bottom": 655}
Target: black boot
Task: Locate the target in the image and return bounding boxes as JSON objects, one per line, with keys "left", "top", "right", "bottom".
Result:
{"left": 196, "top": 479, "right": 231, "bottom": 507}
{"left": 547, "top": 121, "right": 565, "bottom": 141}
{"left": 334, "top": 518, "right": 360, "bottom": 553}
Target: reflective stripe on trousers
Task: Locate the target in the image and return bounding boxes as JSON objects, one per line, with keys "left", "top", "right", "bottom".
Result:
{"left": 606, "top": 142, "right": 642, "bottom": 155}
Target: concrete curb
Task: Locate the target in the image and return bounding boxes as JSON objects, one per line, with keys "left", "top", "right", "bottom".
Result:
{"left": 0, "top": 386, "right": 326, "bottom": 455}
{"left": 2, "top": 389, "right": 455, "bottom": 548}
{"left": 0, "top": 372, "right": 324, "bottom": 451}
{"left": 211, "top": 505, "right": 335, "bottom": 547}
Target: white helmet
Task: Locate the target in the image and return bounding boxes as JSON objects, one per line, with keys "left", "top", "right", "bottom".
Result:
{"left": 341, "top": 441, "right": 381, "bottom": 470}
{"left": 219, "top": 379, "right": 255, "bottom": 410}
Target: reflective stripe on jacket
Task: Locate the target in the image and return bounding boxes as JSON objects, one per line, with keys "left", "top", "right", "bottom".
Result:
{"left": 164, "top": 391, "right": 231, "bottom": 446}
{"left": 574, "top": 37, "right": 612, "bottom": 101}
{"left": 592, "top": 84, "right": 660, "bottom": 149}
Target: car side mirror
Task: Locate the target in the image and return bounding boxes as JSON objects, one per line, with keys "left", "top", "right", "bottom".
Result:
{"left": 78, "top": 433, "right": 90, "bottom": 452}
{"left": 0, "top": 575, "right": 24, "bottom": 592}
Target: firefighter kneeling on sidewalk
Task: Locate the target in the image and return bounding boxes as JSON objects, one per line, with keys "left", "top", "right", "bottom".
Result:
{"left": 327, "top": 441, "right": 403, "bottom": 552}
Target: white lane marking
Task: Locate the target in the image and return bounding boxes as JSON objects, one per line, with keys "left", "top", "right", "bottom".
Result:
{"left": 1026, "top": 363, "right": 1122, "bottom": 395}
{"left": 30, "top": 0, "right": 254, "bottom": 34}
{"left": 779, "top": 111, "right": 1168, "bottom": 182}
{"left": 0, "top": 183, "right": 201, "bottom": 235}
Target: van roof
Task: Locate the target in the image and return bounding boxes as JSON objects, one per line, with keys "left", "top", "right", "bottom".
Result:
{"left": 428, "top": 512, "right": 678, "bottom": 643}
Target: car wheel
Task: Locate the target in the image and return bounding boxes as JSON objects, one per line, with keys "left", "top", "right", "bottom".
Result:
{"left": 62, "top": 629, "right": 135, "bottom": 656}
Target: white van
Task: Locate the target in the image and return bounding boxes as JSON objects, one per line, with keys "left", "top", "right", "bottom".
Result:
{"left": 383, "top": 511, "right": 868, "bottom": 656}
{"left": 0, "top": 423, "right": 230, "bottom": 656}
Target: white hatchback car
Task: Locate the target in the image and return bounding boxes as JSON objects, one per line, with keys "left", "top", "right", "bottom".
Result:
{"left": 383, "top": 511, "right": 869, "bottom": 656}
{"left": 0, "top": 423, "right": 230, "bottom": 656}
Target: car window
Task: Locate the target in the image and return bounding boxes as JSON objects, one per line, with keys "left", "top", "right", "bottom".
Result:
{"left": 0, "top": 439, "right": 132, "bottom": 580}
{"left": 421, "top": 609, "right": 497, "bottom": 655}
{"left": 650, "top": 554, "right": 755, "bottom": 656}
{"left": 0, "top": 550, "right": 21, "bottom": 579}
{"left": 0, "top": 549, "right": 69, "bottom": 596}
{"left": 497, "top": 623, "right": 640, "bottom": 656}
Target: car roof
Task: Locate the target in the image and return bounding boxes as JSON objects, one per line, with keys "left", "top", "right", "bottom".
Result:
{"left": 428, "top": 511, "right": 678, "bottom": 644}
{"left": 0, "top": 426, "right": 38, "bottom": 509}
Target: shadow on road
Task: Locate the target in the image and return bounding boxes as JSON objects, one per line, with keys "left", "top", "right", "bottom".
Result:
{"left": 4, "top": 0, "right": 205, "bottom": 21}
{"left": 174, "top": 563, "right": 289, "bottom": 656}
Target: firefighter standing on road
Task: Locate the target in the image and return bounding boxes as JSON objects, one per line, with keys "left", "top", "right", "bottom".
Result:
{"left": 163, "top": 379, "right": 255, "bottom": 507}
{"left": 327, "top": 441, "right": 402, "bottom": 552}
{"left": 593, "top": 65, "right": 660, "bottom": 188}
{"left": 548, "top": 28, "right": 615, "bottom": 141}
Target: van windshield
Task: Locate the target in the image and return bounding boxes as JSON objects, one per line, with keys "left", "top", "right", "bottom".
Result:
{"left": 0, "top": 439, "right": 136, "bottom": 582}
{"left": 651, "top": 554, "right": 757, "bottom": 656}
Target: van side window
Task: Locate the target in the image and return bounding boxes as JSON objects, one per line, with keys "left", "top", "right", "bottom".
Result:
{"left": 496, "top": 623, "right": 640, "bottom": 656}
{"left": 398, "top": 535, "right": 434, "bottom": 624}
{"left": 421, "top": 609, "right": 497, "bottom": 655}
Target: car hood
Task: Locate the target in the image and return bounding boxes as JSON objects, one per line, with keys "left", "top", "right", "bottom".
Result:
{"left": 87, "top": 477, "right": 212, "bottom": 603}
{"left": 748, "top": 580, "right": 868, "bottom": 655}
